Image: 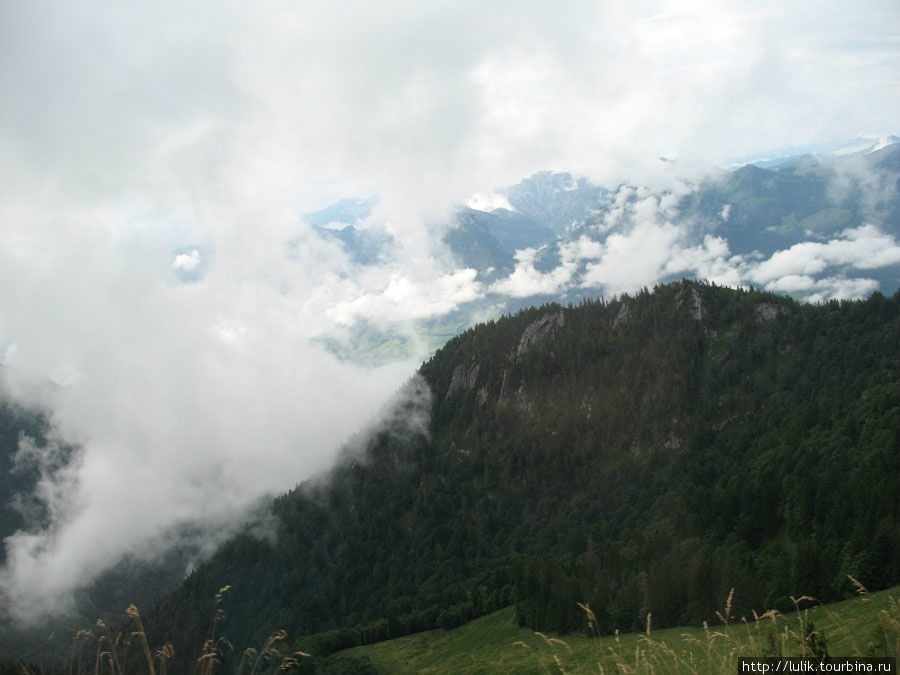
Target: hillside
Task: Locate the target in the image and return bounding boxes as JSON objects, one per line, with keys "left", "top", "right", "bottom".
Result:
{"left": 0, "top": 398, "right": 228, "bottom": 662}
{"left": 323, "top": 148, "right": 900, "bottom": 365}
{"left": 339, "top": 584, "right": 900, "bottom": 673}
{"left": 121, "top": 280, "right": 899, "bottom": 671}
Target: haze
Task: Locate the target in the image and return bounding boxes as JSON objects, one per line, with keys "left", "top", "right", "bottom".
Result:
{"left": 1, "top": 0, "right": 898, "bottom": 623}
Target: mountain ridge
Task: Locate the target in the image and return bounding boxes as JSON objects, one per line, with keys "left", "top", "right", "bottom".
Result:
{"left": 2, "top": 140, "right": 900, "bottom": 666}
{"left": 319, "top": 144, "right": 900, "bottom": 369}
{"left": 120, "top": 280, "right": 900, "bottom": 671}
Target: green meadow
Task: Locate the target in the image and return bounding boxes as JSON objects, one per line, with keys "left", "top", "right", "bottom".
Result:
{"left": 339, "top": 584, "right": 900, "bottom": 674}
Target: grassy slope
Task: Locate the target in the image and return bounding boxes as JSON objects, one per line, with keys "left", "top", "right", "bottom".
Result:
{"left": 339, "top": 585, "right": 900, "bottom": 673}
{"left": 330, "top": 316, "right": 477, "bottom": 366}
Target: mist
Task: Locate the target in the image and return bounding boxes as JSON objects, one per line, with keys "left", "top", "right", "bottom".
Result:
{"left": 1, "top": 0, "right": 898, "bottom": 624}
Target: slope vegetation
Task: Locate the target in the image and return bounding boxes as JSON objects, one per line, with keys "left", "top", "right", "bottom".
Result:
{"left": 340, "top": 584, "right": 900, "bottom": 674}
{"left": 134, "top": 281, "right": 900, "bottom": 670}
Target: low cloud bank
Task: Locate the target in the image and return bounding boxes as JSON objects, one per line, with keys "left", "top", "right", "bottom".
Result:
{"left": 1, "top": 0, "right": 897, "bottom": 626}
{"left": 490, "top": 187, "right": 900, "bottom": 302}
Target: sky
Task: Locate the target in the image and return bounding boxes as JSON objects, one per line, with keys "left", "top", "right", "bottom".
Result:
{"left": 0, "top": 0, "right": 898, "bottom": 623}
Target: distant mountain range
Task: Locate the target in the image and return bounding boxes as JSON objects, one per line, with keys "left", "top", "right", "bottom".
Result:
{"left": 1, "top": 138, "right": 899, "bottom": 668}
{"left": 307, "top": 140, "right": 900, "bottom": 364}
{"left": 723, "top": 134, "right": 900, "bottom": 169}
{"left": 313, "top": 140, "right": 900, "bottom": 293}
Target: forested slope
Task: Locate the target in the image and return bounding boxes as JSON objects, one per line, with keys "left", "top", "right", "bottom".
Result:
{"left": 0, "top": 395, "right": 205, "bottom": 663}
{"left": 138, "top": 280, "right": 899, "bottom": 669}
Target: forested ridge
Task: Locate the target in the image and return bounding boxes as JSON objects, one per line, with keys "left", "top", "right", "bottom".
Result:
{"left": 69, "top": 281, "right": 900, "bottom": 669}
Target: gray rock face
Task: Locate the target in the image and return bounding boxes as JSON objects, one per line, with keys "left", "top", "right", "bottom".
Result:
{"left": 674, "top": 282, "right": 704, "bottom": 321}
{"left": 516, "top": 310, "right": 565, "bottom": 358}
{"left": 755, "top": 303, "right": 784, "bottom": 322}
{"left": 689, "top": 288, "right": 704, "bottom": 321}
{"left": 446, "top": 362, "right": 480, "bottom": 399}
{"left": 612, "top": 302, "right": 632, "bottom": 330}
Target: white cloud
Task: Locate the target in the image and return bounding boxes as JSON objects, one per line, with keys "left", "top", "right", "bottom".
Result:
{"left": 749, "top": 225, "right": 900, "bottom": 285}
{"left": 805, "top": 277, "right": 881, "bottom": 303}
{"left": 0, "top": 217, "right": 422, "bottom": 621}
{"left": 720, "top": 203, "right": 732, "bottom": 221}
{"left": 665, "top": 235, "right": 744, "bottom": 287}
{"left": 172, "top": 250, "right": 201, "bottom": 271}
{"left": 326, "top": 268, "right": 484, "bottom": 327}
{"left": 465, "top": 192, "right": 515, "bottom": 212}
{"left": 581, "top": 221, "right": 683, "bottom": 293}
{"left": 762, "top": 274, "right": 817, "bottom": 292}
{"left": 0, "top": 0, "right": 898, "bottom": 624}
{"left": 572, "top": 235, "right": 605, "bottom": 260}
{"left": 494, "top": 207, "right": 899, "bottom": 303}
{"left": 764, "top": 274, "right": 879, "bottom": 303}
{"left": 490, "top": 246, "right": 580, "bottom": 298}
{"left": 678, "top": 224, "right": 900, "bottom": 302}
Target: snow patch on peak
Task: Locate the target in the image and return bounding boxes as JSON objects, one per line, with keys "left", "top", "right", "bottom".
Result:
{"left": 866, "top": 135, "right": 900, "bottom": 154}
{"left": 467, "top": 192, "right": 515, "bottom": 212}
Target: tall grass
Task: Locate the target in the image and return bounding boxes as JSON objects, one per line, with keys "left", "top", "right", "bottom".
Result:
{"left": 337, "top": 579, "right": 900, "bottom": 673}
{"left": 12, "top": 586, "right": 312, "bottom": 675}
{"left": 12, "top": 577, "right": 900, "bottom": 674}
{"left": 509, "top": 579, "right": 900, "bottom": 673}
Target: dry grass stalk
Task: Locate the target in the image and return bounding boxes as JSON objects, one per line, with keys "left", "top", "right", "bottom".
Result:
{"left": 153, "top": 643, "right": 174, "bottom": 675}
{"left": 197, "top": 585, "right": 232, "bottom": 675}
{"left": 94, "top": 620, "right": 122, "bottom": 675}
{"left": 70, "top": 629, "right": 94, "bottom": 675}
{"left": 605, "top": 644, "right": 633, "bottom": 673}
{"left": 249, "top": 629, "right": 288, "bottom": 675}
{"left": 578, "top": 602, "right": 601, "bottom": 637}
{"left": 62, "top": 579, "right": 900, "bottom": 674}
{"left": 276, "top": 653, "right": 311, "bottom": 672}
{"left": 741, "top": 616, "right": 763, "bottom": 657}
{"left": 237, "top": 647, "right": 258, "bottom": 673}
{"left": 552, "top": 653, "right": 565, "bottom": 672}
{"left": 877, "top": 600, "right": 900, "bottom": 657}
{"left": 547, "top": 637, "right": 572, "bottom": 653}
{"left": 789, "top": 595, "right": 818, "bottom": 657}
{"left": 94, "top": 635, "right": 104, "bottom": 675}
{"left": 848, "top": 575, "right": 870, "bottom": 599}
{"left": 126, "top": 604, "right": 156, "bottom": 675}
{"left": 716, "top": 587, "right": 735, "bottom": 627}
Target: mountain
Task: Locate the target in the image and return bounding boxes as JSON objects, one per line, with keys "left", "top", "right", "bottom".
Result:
{"left": 0, "top": 390, "right": 240, "bottom": 663}
{"left": 313, "top": 149, "right": 900, "bottom": 349}
{"left": 0, "top": 398, "right": 49, "bottom": 565}
{"left": 678, "top": 161, "right": 845, "bottom": 254}
{"left": 455, "top": 207, "right": 557, "bottom": 259}
{"left": 724, "top": 134, "right": 900, "bottom": 169}
{"left": 315, "top": 147, "right": 900, "bottom": 293}
{"left": 444, "top": 173, "right": 608, "bottom": 281}
{"left": 443, "top": 208, "right": 516, "bottom": 280}
{"left": 313, "top": 224, "right": 395, "bottom": 266}
{"left": 118, "top": 281, "right": 899, "bottom": 671}
{"left": 302, "top": 197, "right": 378, "bottom": 228}
{"left": 434, "top": 145, "right": 900, "bottom": 340}
{"left": 682, "top": 145, "right": 900, "bottom": 252}
{"left": 4, "top": 143, "right": 900, "bottom": 667}
{"left": 449, "top": 145, "right": 900, "bottom": 297}
{"left": 443, "top": 172, "right": 604, "bottom": 282}
{"left": 302, "top": 197, "right": 396, "bottom": 266}
{"left": 495, "top": 171, "right": 610, "bottom": 236}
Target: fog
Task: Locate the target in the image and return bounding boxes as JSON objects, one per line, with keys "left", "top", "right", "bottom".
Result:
{"left": 1, "top": 0, "right": 897, "bottom": 623}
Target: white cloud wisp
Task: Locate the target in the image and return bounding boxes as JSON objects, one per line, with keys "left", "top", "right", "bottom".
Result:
{"left": 0, "top": 0, "right": 898, "bottom": 624}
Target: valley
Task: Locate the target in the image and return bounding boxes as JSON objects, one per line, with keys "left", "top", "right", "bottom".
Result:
{"left": 17, "top": 279, "right": 891, "bottom": 672}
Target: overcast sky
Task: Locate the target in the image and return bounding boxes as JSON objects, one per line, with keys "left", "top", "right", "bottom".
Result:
{"left": 0, "top": 0, "right": 898, "bottom": 623}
